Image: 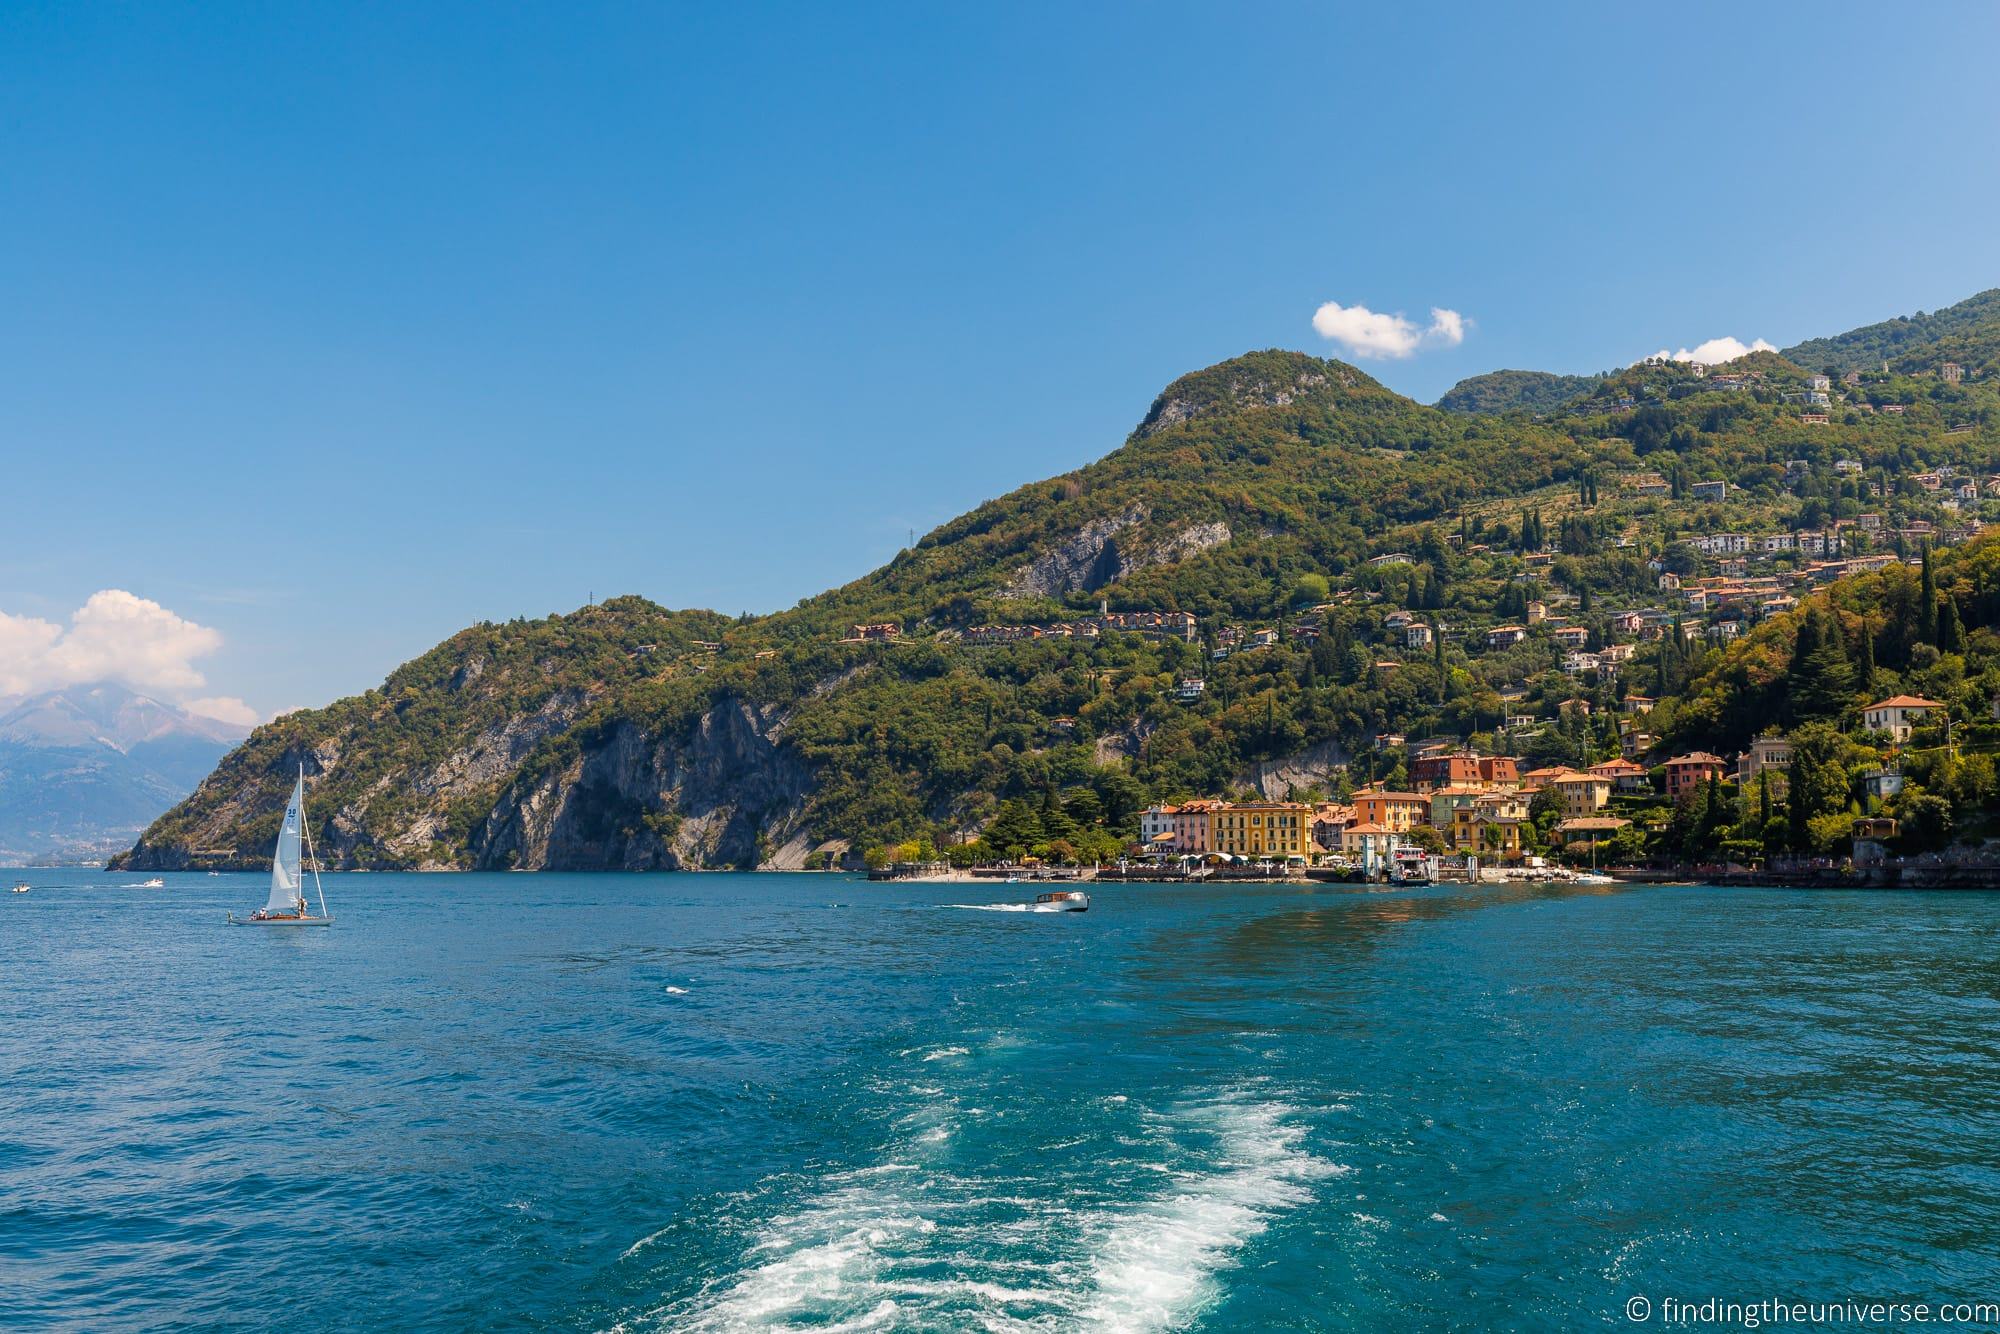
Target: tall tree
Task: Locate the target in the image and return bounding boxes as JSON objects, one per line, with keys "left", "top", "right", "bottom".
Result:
{"left": 1920, "top": 546, "right": 1939, "bottom": 643}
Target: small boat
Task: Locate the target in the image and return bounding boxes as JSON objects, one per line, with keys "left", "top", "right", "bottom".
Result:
{"left": 1032, "top": 889, "right": 1090, "bottom": 913}
{"left": 136, "top": 878, "right": 165, "bottom": 888}
{"left": 228, "top": 767, "right": 333, "bottom": 927}
{"left": 10, "top": 881, "right": 27, "bottom": 894}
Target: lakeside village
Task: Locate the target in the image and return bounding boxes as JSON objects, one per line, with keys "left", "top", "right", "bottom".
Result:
{"left": 856, "top": 523, "right": 1988, "bottom": 886}
{"left": 869, "top": 711, "right": 1935, "bottom": 887}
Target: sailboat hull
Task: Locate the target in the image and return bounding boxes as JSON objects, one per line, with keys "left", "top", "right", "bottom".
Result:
{"left": 228, "top": 915, "right": 333, "bottom": 927}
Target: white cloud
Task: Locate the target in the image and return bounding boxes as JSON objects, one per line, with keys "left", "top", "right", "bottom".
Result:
{"left": 1426, "top": 307, "right": 1466, "bottom": 348}
{"left": 1311, "top": 300, "right": 1469, "bottom": 359}
{"left": 185, "top": 696, "right": 261, "bottom": 728}
{"left": 1645, "top": 336, "right": 1777, "bottom": 366}
{"left": 0, "top": 591, "right": 248, "bottom": 716}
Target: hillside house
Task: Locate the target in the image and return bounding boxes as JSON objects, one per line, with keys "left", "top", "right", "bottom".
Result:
{"left": 1665, "top": 752, "right": 1728, "bottom": 798}
{"left": 1737, "top": 736, "right": 1793, "bottom": 795}
{"left": 1863, "top": 695, "right": 1943, "bottom": 742}
{"left": 1548, "top": 770, "right": 1613, "bottom": 819}
{"left": 1588, "top": 758, "right": 1650, "bottom": 794}
{"left": 1691, "top": 479, "right": 1728, "bottom": 503}
{"left": 1942, "top": 362, "right": 1964, "bottom": 384}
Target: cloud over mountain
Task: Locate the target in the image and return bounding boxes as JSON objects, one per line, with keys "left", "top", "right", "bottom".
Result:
{"left": 0, "top": 590, "right": 254, "bottom": 723}
{"left": 1311, "top": 300, "right": 1468, "bottom": 359}
{"left": 1646, "top": 335, "right": 1777, "bottom": 365}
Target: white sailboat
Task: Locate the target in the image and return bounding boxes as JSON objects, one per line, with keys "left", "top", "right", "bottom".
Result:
{"left": 229, "top": 767, "right": 332, "bottom": 926}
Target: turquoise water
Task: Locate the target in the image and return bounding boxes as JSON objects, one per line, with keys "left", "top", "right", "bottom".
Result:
{"left": 4, "top": 871, "right": 1999, "bottom": 1330}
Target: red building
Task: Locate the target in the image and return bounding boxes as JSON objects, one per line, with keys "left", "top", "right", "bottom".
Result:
{"left": 1665, "top": 752, "right": 1727, "bottom": 799}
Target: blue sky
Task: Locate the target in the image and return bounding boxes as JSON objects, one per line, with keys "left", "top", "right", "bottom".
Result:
{"left": 4, "top": 1, "right": 1998, "bottom": 719}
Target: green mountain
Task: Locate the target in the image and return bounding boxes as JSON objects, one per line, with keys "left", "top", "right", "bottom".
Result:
{"left": 119, "top": 295, "right": 2000, "bottom": 872}
{"left": 1436, "top": 369, "right": 1604, "bottom": 415}
{"left": 1782, "top": 288, "right": 2000, "bottom": 377}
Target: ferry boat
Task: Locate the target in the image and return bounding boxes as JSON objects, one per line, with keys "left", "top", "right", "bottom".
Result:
{"left": 1390, "top": 848, "right": 1435, "bottom": 886}
{"left": 1032, "top": 889, "right": 1090, "bottom": 912}
{"left": 228, "top": 768, "right": 333, "bottom": 927}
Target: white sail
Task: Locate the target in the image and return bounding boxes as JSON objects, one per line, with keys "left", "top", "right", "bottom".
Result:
{"left": 266, "top": 774, "right": 305, "bottom": 914}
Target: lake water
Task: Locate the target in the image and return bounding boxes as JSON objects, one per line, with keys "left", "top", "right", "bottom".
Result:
{"left": 4, "top": 871, "right": 1999, "bottom": 1330}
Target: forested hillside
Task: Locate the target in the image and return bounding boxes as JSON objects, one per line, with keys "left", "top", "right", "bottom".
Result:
{"left": 121, "top": 288, "right": 2000, "bottom": 872}
{"left": 1436, "top": 369, "right": 1604, "bottom": 415}
{"left": 1783, "top": 288, "right": 2000, "bottom": 376}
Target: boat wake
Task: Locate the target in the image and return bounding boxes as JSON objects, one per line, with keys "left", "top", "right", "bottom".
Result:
{"left": 632, "top": 1087, "right": 1337, "bottom": 1332}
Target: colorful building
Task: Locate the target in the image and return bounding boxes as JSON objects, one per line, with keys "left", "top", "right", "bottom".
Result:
{"left": 1665, "top": 752, "right": 1728, "bottom": 799}
{"left": 1209, "top": 801, "right": 1311, "bottom": 860}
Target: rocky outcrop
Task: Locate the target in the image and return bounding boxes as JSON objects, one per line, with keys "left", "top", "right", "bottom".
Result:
{"left": 472, "top": 695, "right": 812, "bottom": 871}
{"left": 1003, "top": 512, "right": 1231, "bottom": 600}
{"left": 1004, "top": 505, "right": 1147, "bottom": 598}
{"left": 1146, "top": 520, "right": 1231, "bottom": 565}
{"left": 1241, "top": 738, "right": 1350, "bottom": 800}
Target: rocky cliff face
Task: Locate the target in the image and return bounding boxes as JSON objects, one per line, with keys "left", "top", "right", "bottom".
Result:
{"left": 473, "top": 696, "right": 812, "bottom": 870}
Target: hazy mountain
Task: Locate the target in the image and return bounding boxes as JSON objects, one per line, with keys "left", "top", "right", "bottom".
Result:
{"left": 0, "top": 683, "right": 249, "bottom": 864}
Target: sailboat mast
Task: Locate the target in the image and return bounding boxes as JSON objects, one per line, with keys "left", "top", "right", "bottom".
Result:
{"left": 298, "top": 764, "right": 329, "bottom": 919}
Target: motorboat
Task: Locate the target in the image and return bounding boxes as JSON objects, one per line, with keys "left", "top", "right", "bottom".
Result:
{"left": 136, "top": 878, "right": 165, "bottom": 888}
{"left": 10, "top": 881, "right": 27, "bottom": 894}
{"left": 1032, "top": 889, "right": 1090, "bottom": 912}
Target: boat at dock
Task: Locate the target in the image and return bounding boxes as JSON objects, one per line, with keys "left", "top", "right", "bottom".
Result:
{"left": 1032, "top": 889, "right": 1089, "bottom": 912}
{"left": 228, "top": 768, "right": 332, "bottom": 927}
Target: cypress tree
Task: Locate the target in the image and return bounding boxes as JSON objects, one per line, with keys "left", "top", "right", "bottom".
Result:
{"left": 1920, "top": 546, "right": 1938, "bottom": 643}
{"left": 1939, "top": 597, "right": 1964, "bottom": 655}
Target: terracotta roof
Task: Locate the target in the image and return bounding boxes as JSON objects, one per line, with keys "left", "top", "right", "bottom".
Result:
{"left": 1867, "top": 696, "right": 1943, "bottom": 710}
{"left": 1668, "top": 752, "right": 1726, "bottom": 765}
{"left": 1343, "top": 822, "right": 1394, "bottom": 834}
{"left": 1557, "top": 816, "right": 1632, "bottom": 833}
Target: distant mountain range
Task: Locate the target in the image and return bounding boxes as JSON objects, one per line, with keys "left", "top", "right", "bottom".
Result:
{"left": 0, "top": 684, "right": 248, "bottom": 864}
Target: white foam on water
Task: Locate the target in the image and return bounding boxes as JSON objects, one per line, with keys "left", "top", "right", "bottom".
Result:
{"left": 1074, "top": 1098, "right": 1341, "bottom": 1332}
{"left": 664, "top": 986, "right": 689, "bottom": 995}
{"left": 669, "top": 1185, "right": 938, "bottom": 1332}
{"left": 921, "top": 1046, "right": 969, "bottom": 1061}
{"left": 941, "top": 903, "right": 1034, "bottom": 912}
{"left": 642, "top": 1090, "right": 1336, "bottom": 1334}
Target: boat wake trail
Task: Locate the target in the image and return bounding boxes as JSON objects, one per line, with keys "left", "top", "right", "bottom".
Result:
{"left": 634, "top": 1086, "right": 1337, "bottom": 1332}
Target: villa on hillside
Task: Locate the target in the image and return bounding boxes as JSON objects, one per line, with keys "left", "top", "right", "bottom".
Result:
{"left": 1665, "top": 752, "right": 1728, "bottom": 798}
{"left": 1863, "top": 695, "right": 1944, "bottom": 743}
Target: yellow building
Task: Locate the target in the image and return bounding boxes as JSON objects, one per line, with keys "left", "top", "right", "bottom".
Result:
{"left": 1547, "top": 769, "right": 1612, "bottom": 820}
{"left": 1209, "top": 801, "right": 1311, "bottom": 859}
